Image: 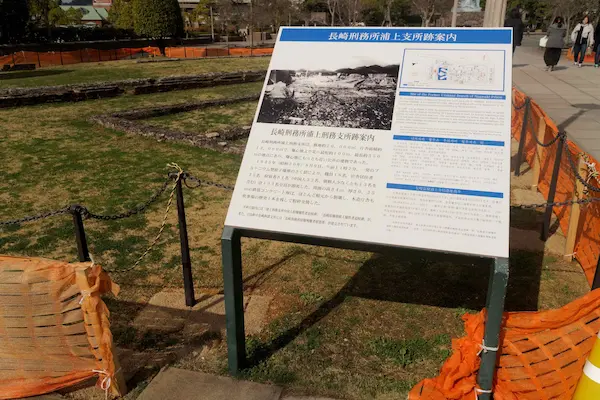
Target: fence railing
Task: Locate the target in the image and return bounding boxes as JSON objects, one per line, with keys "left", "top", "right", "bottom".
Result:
{"left": 511, "top": 88, "right": 600, "bottom": 289}
{"left": 0, "top": 168, "right": 234, "bottom": 307}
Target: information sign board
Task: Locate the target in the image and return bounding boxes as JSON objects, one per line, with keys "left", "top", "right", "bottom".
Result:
{"left": 224, "top": 27, "right": 513, "bottom": 258}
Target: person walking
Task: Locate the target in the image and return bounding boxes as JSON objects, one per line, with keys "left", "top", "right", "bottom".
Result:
{"left": 544, "top": 17, "right": 567, "bottom": 71}
{"left": 595, "top": 21, "right": 600, "bottom": 67}
{"left": 504, "top": 8, "right": 525, "bottom": 53}
{"left": 571, "top": 16, "right": 594, "bottom": 67}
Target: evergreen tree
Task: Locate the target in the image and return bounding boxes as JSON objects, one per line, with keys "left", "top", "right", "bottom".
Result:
{"left": 109, "top": 0, "right": 135, "bottom": 29}
{"left": 133, "top": 0, "right": 184, "bottom": 38}
{"left": 0, "top": 0, "right": 29, "bottom": 44}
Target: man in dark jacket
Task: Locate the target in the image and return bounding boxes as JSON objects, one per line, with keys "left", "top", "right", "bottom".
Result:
{"left": 504, "top": 8, "right": 525, "bottom": 53}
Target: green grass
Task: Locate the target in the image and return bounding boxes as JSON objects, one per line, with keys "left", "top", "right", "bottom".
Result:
{"left": 368, "top": 335, "right": 451, "bottom": 368}
{"left": 147, "top": 101, "right": 257, "bottom": 132}
{"left": 0, "top": 66, "right": 594, "bottom": 400}
{"left": 0, "top": 56, "right": 269, "bottom": 88}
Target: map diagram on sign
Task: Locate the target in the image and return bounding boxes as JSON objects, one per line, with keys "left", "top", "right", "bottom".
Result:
{"left": 399, "top": 49, "right": 505, "bottom": 92}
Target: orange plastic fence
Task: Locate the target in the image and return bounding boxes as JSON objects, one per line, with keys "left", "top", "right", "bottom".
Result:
{"left": 0, "top": 46, "right": 273, "bottom": 68}
{"left": 566, "top": 48, "right": 596, "bottom": 64}
{"left": 511, "top": 88, "right": 600, "bottom": 285}
{"left": 0, "top": 256, "right": 124, "bottom": 399}
{"left": 409, "top": 289, "right": 600, "bottom": 399}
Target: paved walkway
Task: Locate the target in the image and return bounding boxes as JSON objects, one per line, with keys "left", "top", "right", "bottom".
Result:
{"left": 513, "top": 42, "right": 600, "bottom": 159}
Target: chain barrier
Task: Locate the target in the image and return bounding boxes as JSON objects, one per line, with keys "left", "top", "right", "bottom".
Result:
{"left": 512, "top": 98, "right": 528, "bottom": 111}
{"left": 103, "top": 163, "right": 184, "bottom": 274}
{"left": 0, "top": 170, "right": 235, "bottom": 228}
{"left": 564, "top": 140, "right": 600, "bottom": 194}
{"left": 526, "top": 109, "right": 565, "bottom": 148}
{"left": 0, "top": 206, "right": 71, "bottom": 226}
{"left": 83, "top": 177, "right": 171, "bottom": 221}
{"left": 511, "top": 196, "right": 600, "bottom": 210}
{"left": 182, "top": 172, "right": 235, "bottom": 191}
{"left": 511, "top": 94, "right": 600, "bottom": 208}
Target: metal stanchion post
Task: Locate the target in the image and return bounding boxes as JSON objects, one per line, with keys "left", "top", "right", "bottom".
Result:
{"left": 70, "top": 206, "right": 90, "bottom": 262}
{"left": 541, "top": 135, "right": 565, "bottom": 241}
{"left": 593, "top": 256, "right": 600, "bottom": 290}
{"left": 175, "top": 177, "right": 195, "bottom": 307}
{"left": 221, "top": 226, "right": 246, "bottom": 375}
{"left": 514, "top": 97, "right": 531, "bottom": 177}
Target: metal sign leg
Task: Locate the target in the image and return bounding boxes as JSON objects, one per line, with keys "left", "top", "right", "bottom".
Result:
{"left": 477, "top": 257, "right": 509, "bottom": 400}
{"left": 221, "top": 226, "right": 246, "bottom": 376}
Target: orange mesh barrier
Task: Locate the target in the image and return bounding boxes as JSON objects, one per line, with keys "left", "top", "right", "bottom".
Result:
{"left": 0, "top": 256, "right": 125, "bottom": 399}
{"left": 511, "top": 88, "right": 600, "bottom": 285}
{"left": 567, "top": 48, "right": 596, "bottom": 63}
{"left": 409, "top": 289, "right": 600, "bottom": 399}
{"left": 0, "top": 46, "right": 273, "bottom": 68}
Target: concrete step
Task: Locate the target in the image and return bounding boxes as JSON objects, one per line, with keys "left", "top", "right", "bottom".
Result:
{"left": 137, "top": 367, "right": 282, "bottom": 400}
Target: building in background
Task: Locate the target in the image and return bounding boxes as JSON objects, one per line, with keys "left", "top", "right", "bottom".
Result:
{"left": 59, "top": 5, "right": 109, "bottom": 26}
{"left": 93, "top": 0, "right": 112, "bottom": 9}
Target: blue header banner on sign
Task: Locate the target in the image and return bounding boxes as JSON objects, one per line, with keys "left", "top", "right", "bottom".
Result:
{"left": 279, "top": 28, "right": 512, "bottom": 44}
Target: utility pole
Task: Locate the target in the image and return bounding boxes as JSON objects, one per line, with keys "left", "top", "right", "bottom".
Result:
{"left": 451, "top": 0, "right": 459, "bottom": 27}
{"left": 210, "top": 6, "right": 215, "bottom": 41}
{"left": 250, "top": 0, "right": 254, "bottom": 52}
{"left": 483, "top": 0, "right": 508, "bottom": 27}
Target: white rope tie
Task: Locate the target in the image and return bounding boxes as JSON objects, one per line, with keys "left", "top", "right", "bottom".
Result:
{"left": 477, "top": 340, "right": 499, "bottom": 356}
{"left": 475, "top": 387, "right": 493, "bottom": 399}
{"left": 79, "top": 290, "right": 91, "bottom": 305}
{"left": 92, "top": 369, "right": 111, "bottom": 400}
{"left": 79, "top": 254, "right": 96, "bottom": 305}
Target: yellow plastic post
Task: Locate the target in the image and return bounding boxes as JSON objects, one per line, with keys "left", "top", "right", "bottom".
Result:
{"left": 573, "top": 330, "right": 600, "bottom": 399}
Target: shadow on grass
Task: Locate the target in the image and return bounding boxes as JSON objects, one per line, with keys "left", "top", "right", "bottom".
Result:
{"left": 0, "top": 69, "right": 73, "bottom": 81}
{"left": 247, "top": 208, "right": 545, "bottom": 369}
{"left": 59, "top": 296, "right": 225, "bottom": 395}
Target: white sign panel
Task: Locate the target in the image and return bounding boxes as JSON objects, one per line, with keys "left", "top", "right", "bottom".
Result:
{"left": 225, "top": 27, "right": 513, "bottom": 258}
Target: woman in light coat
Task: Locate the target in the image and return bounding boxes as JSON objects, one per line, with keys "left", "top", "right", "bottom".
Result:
{"left": 544, "top": 16, "right": 567, "bottom": 71}
{"left": 571, "top": 16, "right": 595, "bottom": 67}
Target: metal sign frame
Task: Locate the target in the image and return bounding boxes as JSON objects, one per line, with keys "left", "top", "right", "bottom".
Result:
{"left": 221, "top": 225, "right": 508, "bottom": 400}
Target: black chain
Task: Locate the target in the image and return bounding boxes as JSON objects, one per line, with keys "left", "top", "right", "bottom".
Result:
{"left": 83, "top": 177, "right": 172, "bottom": 220}
{"left": 512, "top": 98, "right": 527, "bottom": 111}
{"left": 564, "top": 141, "right": 600, "bottom": 193}
{"left": 511, "top": 196, "right": 600, "bottom": 210}
{"left": 0, "top": 206, "right": 71, "bottom": 226}
{"left": 526, "top": 110, "right": 564, "bottom": 148}
{"left": 183, "top": 173, "right": 235, "bottom": 191}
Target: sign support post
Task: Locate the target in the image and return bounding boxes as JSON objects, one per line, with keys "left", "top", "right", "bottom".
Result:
{"left": 222, "top": 226, "right": 246, "bottom": 375}
{"left": 477, "top": 257, "right": 509, "bottom": 400}
{"left": 222, "top": 226, "right": 510, "bottom": 391}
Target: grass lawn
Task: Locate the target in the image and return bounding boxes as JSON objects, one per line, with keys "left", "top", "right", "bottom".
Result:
{"left": 0, "top": 57, "right": 270, "bottom": 88}
{"left": 0, "top": 69, "right": 593, "bottom": 399}
{"left": 147, "top": 100, "right": 257, "bottom": 132}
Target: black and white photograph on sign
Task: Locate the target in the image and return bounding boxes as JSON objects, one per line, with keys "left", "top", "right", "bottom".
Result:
{"left": 257, "top": 64, "right": 400, "bottom": 130}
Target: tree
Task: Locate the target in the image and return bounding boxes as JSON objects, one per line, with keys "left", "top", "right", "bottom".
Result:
{"left": 326, "top": 0, "right": 337, "bottom": 25}
{"left": 133, "top": 0, "right": 184, "bottom": 38}
{"left": 49, "top": 6, "right": 83, "bottom": 26}
{"left": 544, "top": 0, "right": 597, "bottom": 36}
{"left": 411, "top": 0, "right": 451, "bottom": 26}
{"left": 0, "top": 0, "right": 29, "bottom": 44}
{"left": 109, "top": 0, "right": 134, "bottom": 29}
{"left": 28, "top": 0, "right": 57, "bottom": 35}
